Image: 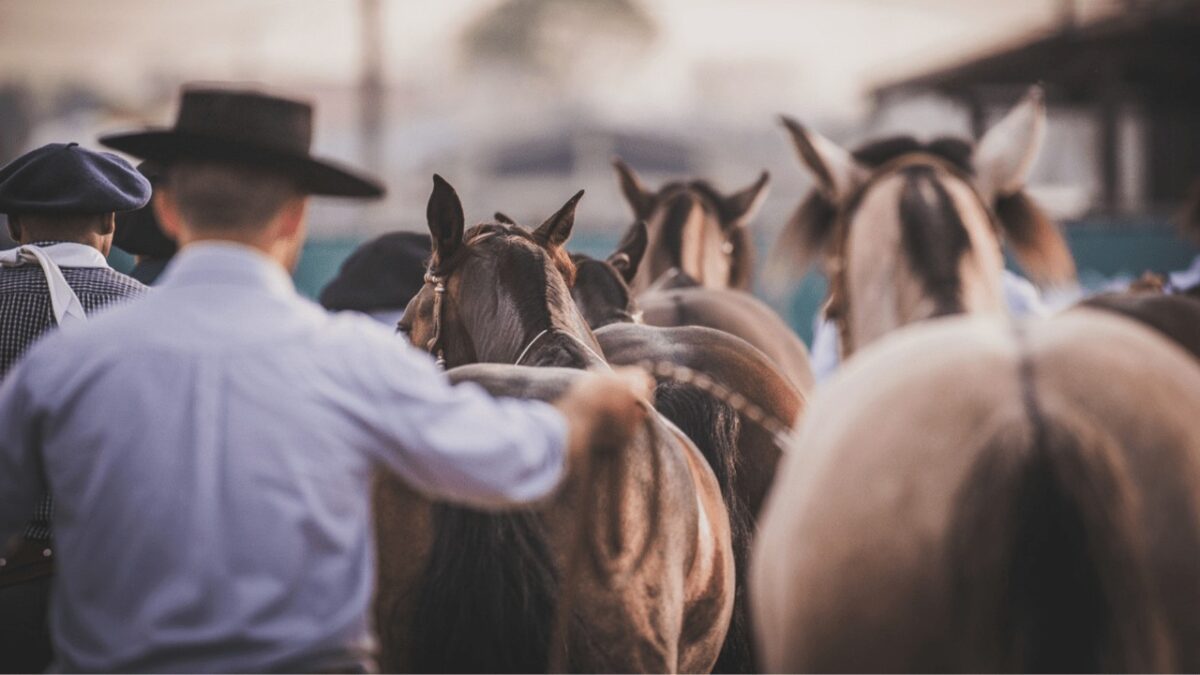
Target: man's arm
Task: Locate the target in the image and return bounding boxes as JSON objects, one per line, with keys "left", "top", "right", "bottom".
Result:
{"left": 353, "top": 328, "right": 649, "bottom": 510}
{"left": 0, "top": 363, "right": 47, "bottom": 550}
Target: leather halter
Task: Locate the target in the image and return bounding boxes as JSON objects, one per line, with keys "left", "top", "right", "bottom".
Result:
{"left": 823, "top": 152, "right": 996, "bottom": 358}
{"left": 423, "top": 270, "right": 448, "bottom": 368}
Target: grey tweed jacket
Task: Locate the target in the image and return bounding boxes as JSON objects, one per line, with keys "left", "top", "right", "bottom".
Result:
{"left": 0, "top": 244, "right": 148, "bottom": 540}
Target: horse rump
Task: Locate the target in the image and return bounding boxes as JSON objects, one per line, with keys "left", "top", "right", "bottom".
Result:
{"left": 652, "top": 380, "right": 754, "bottom": 673}
{"left": 947, "top": 402, "right": 1171, "bottom": 672}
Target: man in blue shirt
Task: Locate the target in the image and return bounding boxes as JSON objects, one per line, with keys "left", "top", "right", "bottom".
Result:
{"left": 0, "top": 86, "right": 649, "bottom": 673}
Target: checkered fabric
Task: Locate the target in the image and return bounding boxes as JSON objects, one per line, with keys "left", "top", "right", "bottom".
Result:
{"left": 0, "top": 242, "right": 148, "bottom": 541}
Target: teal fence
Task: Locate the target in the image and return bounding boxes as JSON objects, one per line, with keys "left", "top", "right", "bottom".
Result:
{"left": 112, "top": 223, "right": 1194, "bottom": 348}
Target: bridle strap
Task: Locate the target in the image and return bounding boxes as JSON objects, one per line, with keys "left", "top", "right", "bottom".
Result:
{"left": 424, "top": 270, "right": 448, "bottom": 368}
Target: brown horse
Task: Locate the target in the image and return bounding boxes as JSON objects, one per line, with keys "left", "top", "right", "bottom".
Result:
{"left": 374, "top": 176, "right": 734, "bottom": 673}
{"left": 613, "top": 159, "right": 769, "bottom": 294}
{"left": 636, "top": 263, "right": 816, "bottom": 394}
{"left": 1079, "top": 291, "right": 1200, "bottom": 363}
{"left": 772, "top": 86, "right": 1076, "bottom": 360}
{"left": 752, "top": 310, "right": 1200, "bottom": 671}
{"left": 570, "top": 242, "right": 806, "bottom": 673}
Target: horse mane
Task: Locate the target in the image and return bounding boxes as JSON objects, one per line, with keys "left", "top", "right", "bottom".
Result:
{"left": 945, "top": 351, "right": 1170, "bottom": 671}
{"left": 462, "top": 222, "right": 578, "bottom": 287}
{"left": 772, "top": 134, "right": 1072, "bottom": 286}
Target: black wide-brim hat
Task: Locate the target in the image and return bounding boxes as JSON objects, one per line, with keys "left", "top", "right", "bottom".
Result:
{"left": 114, "top": 161, "right": 178, "bottom": 258}
{"left": 99, "top": 87, "right": 385, "bottom": 198}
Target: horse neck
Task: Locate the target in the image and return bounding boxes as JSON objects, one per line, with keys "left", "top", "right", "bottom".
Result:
{"left": 520, "top": 310, "right": 608, "bottom": 370}
{"left": 839, "top": 166, "right": 1006, "bottom": 356}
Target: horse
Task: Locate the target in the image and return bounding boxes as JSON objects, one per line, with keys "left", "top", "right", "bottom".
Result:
{"left": 569, "top": 241, "right": 807, "bottom": 672}
{"left": 373, "top": 176, "right": 734, "bottom": 673}
{"left": 612, "top": 159, "right": 769, "bottom": 294}
{"left": 771, "top": 85, "right": 1077, "bottom": 360}
{"left": 1078, "top": 290, "right": 1200, "bottom": 363}
{"left": 751, "top": 309, "right": 1200, "bottom": 671}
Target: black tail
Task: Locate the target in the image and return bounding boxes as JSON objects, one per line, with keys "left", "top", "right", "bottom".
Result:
{"left": 947, "top": 399, "right": 1170, "bottom": 672}
{"left": 409, "top": 506, "right": 602, "bottom": 672}
{"left": 653, "top": 381, "right": 754, "bottom": 673}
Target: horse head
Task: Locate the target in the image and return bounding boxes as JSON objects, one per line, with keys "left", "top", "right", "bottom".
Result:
{"left": 613, "top": 158, "right": 769, "bottom": 294}
{"left": 569, "top": 221, "right": 648, "bottom": 329}
{"left": 774, "top": 86, "right": 1076, "bottom": 357}
{"left": 400, "top": 175, "right": 602, "bottom": 369}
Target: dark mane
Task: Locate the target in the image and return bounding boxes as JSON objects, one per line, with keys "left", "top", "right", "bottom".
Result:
{"left": 851, "top": 135, "right": 974, "bottom": 174}
{"left": 462, "top": 222, "right": 578, "bottom": 286}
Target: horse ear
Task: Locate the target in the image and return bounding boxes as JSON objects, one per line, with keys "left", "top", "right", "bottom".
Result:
{"left": 613, "top": 158, "right": 655, "bottom": 219}
{"left": 534, "top": 190, "right": 584, "bottom": 250}
{"left": 494, "top": 211, "right": 517, "bottom": 225}
{"left": 607, "top": 220, "right": 648, "bottom": 284}
{"left": 973, "top": 86, "right": 1046, "bottom": 200}
{"left": 780, "top": 115, "right": 865, "bottom": 201}
{"left": 721, "top": 171, "right": 771, "bottom": 226}
{"left": 427, "top": 174, "right": 464, "bottom": 264}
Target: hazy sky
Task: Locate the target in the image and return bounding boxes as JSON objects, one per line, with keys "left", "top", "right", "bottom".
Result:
{"left": 0, "top": 0, "right": 1119, "bottom": 119}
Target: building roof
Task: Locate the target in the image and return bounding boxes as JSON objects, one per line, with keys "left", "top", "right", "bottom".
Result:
{"left": 873, "top": 1, "right": 1200, "bottom": 106}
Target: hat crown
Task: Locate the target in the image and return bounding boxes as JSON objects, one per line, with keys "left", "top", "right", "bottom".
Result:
{"left": 175, "top": 89, "right": 313, "bottom": 155}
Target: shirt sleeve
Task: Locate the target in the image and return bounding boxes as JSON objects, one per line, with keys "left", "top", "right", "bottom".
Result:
{"left": 0, "top": 361, "right": 47, "bottom": 546}
{"left": 348, "top": 323, "right": 569, "bottom": 510}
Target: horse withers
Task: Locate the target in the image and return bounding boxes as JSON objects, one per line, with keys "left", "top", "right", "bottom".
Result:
{"left": 751, "top": 310, "right": 1200, "bottom": 671}
{"left": 374, "top": 176, "right": 734, "bottom": 673}
{"left": 772, "top": 85, "right": 1077, "bottom": 359}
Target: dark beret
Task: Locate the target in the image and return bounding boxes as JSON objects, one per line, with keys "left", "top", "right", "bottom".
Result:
{"left": 0, "top": 142, "right": 151, "bottom": 215}
{"left": 319, "top": 231, "right": 430, "bottom": 313}
{"left": 113, "top": 161, "right": 178, "bottom": 258}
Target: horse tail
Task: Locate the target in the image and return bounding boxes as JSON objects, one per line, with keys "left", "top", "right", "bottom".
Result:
{"left": 652, "top": 380, "right": 753, "bottom": 673}
{"left": 947, "top": 391, "right": 1171, "bottom": 672}
{"left": 410, "top": 506, "right": 594, "bottom": 672}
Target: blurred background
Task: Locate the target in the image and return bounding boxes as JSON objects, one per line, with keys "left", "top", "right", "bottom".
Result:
{"left": 2, "top": 0, "right": 1198, "bottom": 341}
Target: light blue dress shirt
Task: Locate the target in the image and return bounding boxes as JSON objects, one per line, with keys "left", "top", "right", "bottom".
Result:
{"left": 0, "top": 242, "right": 568, "bottom": 673}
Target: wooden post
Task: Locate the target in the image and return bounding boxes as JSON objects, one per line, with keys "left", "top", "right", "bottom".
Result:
{"left": 359, "top": 0, "right": 384, "bottom": 173}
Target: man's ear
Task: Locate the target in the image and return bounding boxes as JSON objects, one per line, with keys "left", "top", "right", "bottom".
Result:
{"left": 275, "top": 197, "right": 308, "bottom": 240}
{"left": 607, "top": 220, "right": 648, "bottom": 284}
{"left": 7, "top": 213, "right": 22, "bottom": 241}
{"left": 426, "top": 174, "right": 465, "bottom": 265}
{"left": 99, "top": 212, "right": 116, "bottom": 236}
{"left": 613, "top": 158, "right": 655, "bottom": 219}
{"left": 780, "top": 115, "right": 866, "bottom": 201}
{"left": 152, "top": 189, "right": 184, "bottom": 242}
{"left": 533, "top": 190, "right": 584, "bottom": 250}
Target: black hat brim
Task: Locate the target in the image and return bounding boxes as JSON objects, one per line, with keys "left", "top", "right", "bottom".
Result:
{"left": 99, "top": 129, "right": 385, "bottom": 198}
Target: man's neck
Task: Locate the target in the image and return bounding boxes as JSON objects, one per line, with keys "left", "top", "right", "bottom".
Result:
{"left": 178, "top": 233, "right": 298, "bottom": 272}
{"left": 20, "top": 233, "right": 108, "bottom": 256}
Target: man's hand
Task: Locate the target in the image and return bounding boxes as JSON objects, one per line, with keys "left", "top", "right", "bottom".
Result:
{"left": 554, "top": 367, "right": 654, "bottom": 467}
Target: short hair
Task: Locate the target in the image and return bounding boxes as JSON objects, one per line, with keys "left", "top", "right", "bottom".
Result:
{"left": 164, "top": 161, "right": 300, "bottom": 232}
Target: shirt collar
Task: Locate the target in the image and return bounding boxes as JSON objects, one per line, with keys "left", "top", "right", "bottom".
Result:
{"left": 25, "top": 241, "right": 110, "bottom": 268}
{"left": 157, "top": 241, "right": 296, "bottom": 297}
